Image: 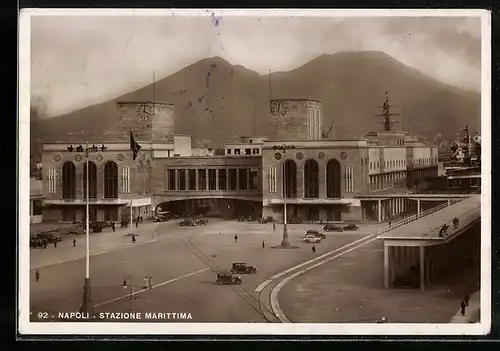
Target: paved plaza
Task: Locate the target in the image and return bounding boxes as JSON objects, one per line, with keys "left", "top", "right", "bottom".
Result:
{"left": 30, "top": 219, "right": 379, "bottom": 323}
{"left": 278, "top": 228, "right": 480, "bottom": 323}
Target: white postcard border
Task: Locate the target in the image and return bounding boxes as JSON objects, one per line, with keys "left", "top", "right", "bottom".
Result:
{"left": 18, "top": 8, "right": 492, "bottom": 336}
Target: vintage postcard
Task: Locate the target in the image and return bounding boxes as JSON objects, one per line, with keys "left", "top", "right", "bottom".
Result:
{"left": 18, "top": 9, "right": 491, "bottom": 336}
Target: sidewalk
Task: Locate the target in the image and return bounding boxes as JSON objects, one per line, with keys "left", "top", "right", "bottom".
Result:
{"left": 30, "top": 222, "right": 161, "bottom": 269}
{"left": 450, "top": 290, "right": 480, "bottom": 323}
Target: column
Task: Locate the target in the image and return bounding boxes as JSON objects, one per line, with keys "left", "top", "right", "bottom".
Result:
{"left": 382, "top": 201, "right": 386, "bottom": 221}
{"left": 205, "top": 170, "right": 209, "bottom": 191}
{"left": 378, "top": 199, "right": 382, "bottom": 222}
{"left": 216, "top": 169, "right": 219, "bottom": 191}
{"left": 419, "top": 245, "right": 425, "bottom": 292}
{"left": 226, "top": 168, "right": 229, "bottom": 190}
{"left": 175, "top": 169, "right": 179, "bottom": 190}
{"left": 195, "top": 169, "right": 199, "bottom": 190}
{"left": 384, "top": 243, "right": 390, "bottom": 288}
{"left": 236, "top": 169, "right": 240, "bottom": 190}
{"left": 417, "top": 199, "right": 421, "bottom": 217}
{"left": 425, "top": 247, "right": 431, "bottom": 285}
{"left": 186, "top": 169, "right": 190, "bottom": 190}
{"left": 390, "top": 246, "right": 396, "bottom": 285}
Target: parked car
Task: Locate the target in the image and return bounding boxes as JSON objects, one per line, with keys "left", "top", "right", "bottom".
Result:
{"left": 303, "top": 234, "right": 322, "bottom": 243}
{"left": 323, "top": 224, "right": 344, "bottom": 232}
{"left": 154, "top": 214, "right": 169, "bottom": 222}
{"left": 216, "top": 271, "right": 242, "bottom": 285}
{"left": 305, "top": 230, "right": 326, "bottom": 240}
{"left": 342, "top": 224, "right": 359, "bottom": 231}
{"left": 178, "top": 219, "right": 196, "bottom": 226}
{"left": 195, "top": 218, "right": 208, "bottom": 225}
{"left": 38, "top": 231, "right": 62, "bottom": 243}
{"left": 231, "top": 262, "right": 257, "bottom": 274}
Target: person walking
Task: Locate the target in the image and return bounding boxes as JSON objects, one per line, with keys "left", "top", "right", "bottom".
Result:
{"left": 460, "top": 300, "right": 466, "bottom": 316}
{"left": 312, "top": 245, "right": 316, "bottom": 254}
{"left": 143, "top": 276, "right": 148, "bottom": 289}
{"left": 54, "top": 241, "right": 57, "bottom": 248}
{"left": 389, "top": 221, "right": 392, "bottom": 228}
{"left": 464, "top": 295, "right": 470, "bottom": 307}
{"left": 132, "top": 235, "right": 136, "bottom": 243}
{"left": 111, "top": 222, "right": 115, "bottom": 232}
{"left": 273, "top": 223, "right": 275, "bottom": 231}
{"left": 262, "top": 240, "right": 265, "bottom": 249}
{"left": 148, "top": 277, "right": 153, "bottom": 289}
{"left": 35, "top": 270, "right": 40, "bottom": 282}
{"left": 73, "top": 238, "right": 76, "bottom": 247}
{"left": 234, "top": 234, "right": 238, "bottom": 243}
{"left": 135, "top": 219, "right": 139, "bottom": 228}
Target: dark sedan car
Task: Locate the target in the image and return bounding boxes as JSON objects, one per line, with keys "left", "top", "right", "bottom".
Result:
{"left": 342, "top": 224, "right": 359, "bottom": 231}
{"left": 231, "top": 262, "right": 257, "bottom": 274}
{"left": 323, "top": 224, "right": 344, "bottom": 232}
{"left": 178, "top": 219, "right": 196, "bottom": 226}
{"left": 216, "top": 271, "right": 242, "bottom": 285}
{"left": 306, "top": 230, "right": 326, "bottom": 239}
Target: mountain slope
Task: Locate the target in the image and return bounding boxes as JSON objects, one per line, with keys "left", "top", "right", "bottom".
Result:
{"left": 34, "top": 51, "right": 481, "bottom": 148}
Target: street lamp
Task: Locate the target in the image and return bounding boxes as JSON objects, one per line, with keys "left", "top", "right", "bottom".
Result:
{"left": 272, "top": 144, "right": 296, "bottom": 248}
{"left": 67, "top": 143, "right": 107, "bottom": 315}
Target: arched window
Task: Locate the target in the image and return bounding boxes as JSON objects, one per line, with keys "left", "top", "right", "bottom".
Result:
{"left": 326, "top": 159, "right": 341, "bottom": 198}
{"left": 283, "top": 159, "right": 297, "bottom": 198}
{"left": 83, "top": 161, "right": 97, "bottom": 199}
{"left": 62, "top": 162, "right": 76, "bottom": 199}
{"left": 304, "top": 159, "right": 319, "bottom": 198}
{"left": 104, "top": 161, "right": 118, "bottom": 198}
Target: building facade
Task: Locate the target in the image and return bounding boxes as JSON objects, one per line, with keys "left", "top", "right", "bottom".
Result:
{"left": 38, "top": 98, "right": 439, "bottom": 223}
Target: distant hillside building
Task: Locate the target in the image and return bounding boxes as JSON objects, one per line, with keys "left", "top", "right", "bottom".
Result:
{"left": 38, "top": 98, "right": 440, "bottom": 223}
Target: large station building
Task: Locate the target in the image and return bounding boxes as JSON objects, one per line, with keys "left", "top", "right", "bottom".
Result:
{"left": 39, "top": 98, "right": 439, "bottom": 224}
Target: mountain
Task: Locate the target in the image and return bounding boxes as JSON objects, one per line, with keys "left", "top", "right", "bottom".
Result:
{"left": 32, "top": 51, "right": 481, "bottom": 151}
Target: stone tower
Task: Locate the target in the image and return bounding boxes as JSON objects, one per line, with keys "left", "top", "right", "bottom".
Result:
{"left": 269, "top": 99, "right": 322, "bottom": 141}
{"left": 116, "top": 101, "right": 175, "bottom": 142}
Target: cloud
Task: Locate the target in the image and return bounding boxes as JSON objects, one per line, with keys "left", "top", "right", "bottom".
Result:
{"left": 29, "top": 14, "right": 482, "bottom": 117}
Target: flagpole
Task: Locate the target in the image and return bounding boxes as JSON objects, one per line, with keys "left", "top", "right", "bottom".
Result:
{"left": 130, "top": 150, "right": 133, "bottom": 235}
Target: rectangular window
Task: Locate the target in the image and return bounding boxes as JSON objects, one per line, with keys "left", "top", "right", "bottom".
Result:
{"left": 234, "top": 149, "right": 240, "bottom": 155}
{"left": 121, "top": 167, "right": 130, "bottom": 193}
{"left": 250, "top": 169, "right": 259, "bottom": 190}
{"left": 218, "top": 169, "right": 227, "bottom": 190}
{"left": 178, "top": 169, "right": 186, "bottom": 190}
{"left": 48, "top": 169, "right": 56, "bottom": 194}
{"left": 228, "top": 169, "right": 237, "bottom": 190}
{"left": 227, "top": 149, "right": 232, "bottom": 155}
{"left": 252, "top": 148, "right": 260, "bottom": 155}
{"left": 167, "top": 169, "right": 176, "bottom": 190}
{"left": 208, "top": 169, "right": 217, "bottom": 190}
{"left": 33, "top": 199, "right": 43, "bottom": 216}
{"left": 238, "top": 169, "right": 248, "bottom": 190}
{"left": 268, "top": 166, "right": 277, "bottom": 193}
{"left": 188, "top": 169, "right": 197, "bottom": 190}
{"left": 245, "top": 149, "right": 251, "bottom": 155}
{"left": 198, "top": 169, "right": 207, "bottom": 190}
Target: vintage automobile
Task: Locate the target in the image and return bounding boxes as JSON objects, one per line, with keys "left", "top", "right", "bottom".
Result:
{"left": 231, "top": 262, "right": 257, "bottom": 274}
{"left": 38, "top": 231, "right": 62, "bottom": 243}
{"left": 30, "top": 235, "right": 49, "bottom": 248}
{"left": 305, "top": 230, "right": 326, "bottom": 240}
{"left": 216, "top": 271, "right": 242, "bottom": 285}
{"left": 342, "top": 224, "right": 359, "bottom": 231}
{"left": 303, "top": 234, "right": 322, "bottom": 243}
{"left": 195, "top": 218, "right": 208, "bottom": 225}
{"left": 178, "top": 219, "right": 196, "bottom": 226}
{"left": 154, "top": 214, "right": 169, "bottom": 222}
{"left": 323, "top": 224, "right": 344, "bottom": 232}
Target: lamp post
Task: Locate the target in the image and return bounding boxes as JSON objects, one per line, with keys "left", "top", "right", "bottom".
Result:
{"left": 67, "top": 143, "right": 107, "bottom": 315}
{"left": 272, "top": 144, "right": 296, "bottom": 248}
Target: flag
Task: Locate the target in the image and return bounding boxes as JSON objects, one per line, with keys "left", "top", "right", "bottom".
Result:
{"left": 130, "top": 131, "right": 141, "bottom": 161}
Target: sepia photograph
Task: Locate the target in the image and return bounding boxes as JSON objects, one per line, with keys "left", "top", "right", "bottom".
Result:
{"left": 18, "top": 9, "right": 491, "bottom": 336}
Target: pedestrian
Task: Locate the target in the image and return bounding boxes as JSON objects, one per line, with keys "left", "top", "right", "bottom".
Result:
{"left": 73, "top": 238, "right": 76, "bottom": 247}
{"left": 43, "top": 242, "right": 47, "bottom": 249}
{"left": 132, "top": 235, "right": 136, "bottom": 243}
{"left": 389, "top": 221, "right": 392, "bottom": 228}
{"left": 140, "top": 216, "right": 143, "bottom": 223}
{"left": 273, "top": 223, "right": 275, "bottom": 231}
{"left": 464, "top": 295, "right": 470, "bottom": 307}
{"left": 262, "top": 240, "right": 265, "bottom": 249}
{"left": 135, "top": 219, "right": 139, "bottom": 228}
{"left": 123, "top": 279, "right": 127, "bottom": 288}
{"left": 35, "top": 270, "right": 40, "bottom": 282}
{"left": 312, "top": 245, "right": 316, "bottom": 254}
{"left": 148, "top": 277, "right": 153, "bottom": 289}
{"left": 234, "top": 234, "right": 238, "bottom": 243}
{"left": 460, "top": 300, "right": 466, "bottom": 316}
{"left": 143, "top": 276, "right": 148, "bottom": 289}
{"left": 111, "top": 222, "right": 115, "bottom": 232}
{"left": 54, "top": 241, "right": 57, "bottom": 248}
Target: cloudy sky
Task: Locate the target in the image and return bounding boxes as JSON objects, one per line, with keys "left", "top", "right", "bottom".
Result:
{"left": 27, "top": 11, "right": 483, "bottom": 118}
